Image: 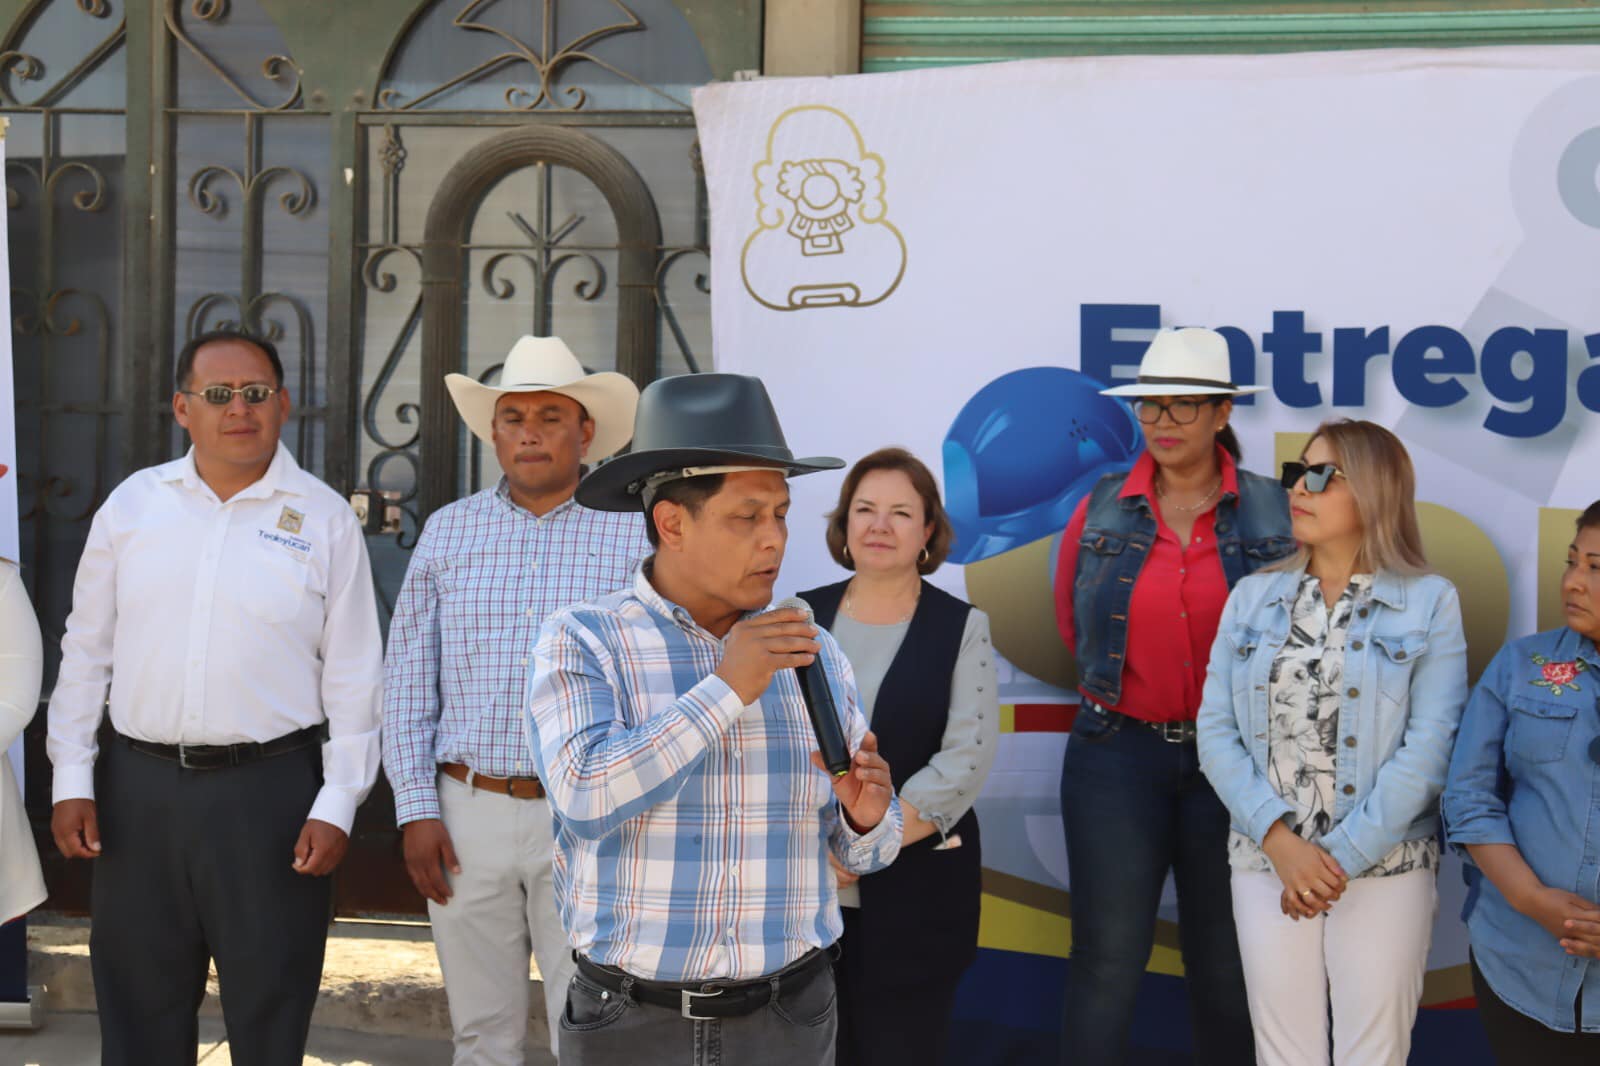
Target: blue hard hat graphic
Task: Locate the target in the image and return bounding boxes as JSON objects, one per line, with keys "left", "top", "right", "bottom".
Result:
{"left": 943, "top": 367, "right": 1143, "bottom": 566}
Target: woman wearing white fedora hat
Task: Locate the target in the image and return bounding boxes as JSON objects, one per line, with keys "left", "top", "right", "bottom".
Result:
{"left": 382, "top": 335, "right": 649, "bottom": 1064}
{"left": 1053, "top": 327, "right": 1295, "bottom": 1065}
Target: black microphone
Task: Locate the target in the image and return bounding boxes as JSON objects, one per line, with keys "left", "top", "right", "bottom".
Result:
{"left": 773, "top": 597, "right": 852, "bottom": 777}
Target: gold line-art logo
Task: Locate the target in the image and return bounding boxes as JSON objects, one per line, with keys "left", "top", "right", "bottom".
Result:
{"left": 741, "top": 106, "right": 907, "bottom": 311}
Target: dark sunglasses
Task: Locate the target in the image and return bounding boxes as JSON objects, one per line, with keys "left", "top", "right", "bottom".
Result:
{"left": 1280, "top": 461, "right": 1346, "bottom": 493}
{"left": 183, "top": 384, "right": 279, "bottom": 406}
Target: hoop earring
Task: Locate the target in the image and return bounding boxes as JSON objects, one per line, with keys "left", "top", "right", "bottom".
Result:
{"left": 919, "top": 547, "right": 930, "bottom": 566}
{"left": 843, "top": 543, "right": 852, "bottom": 563}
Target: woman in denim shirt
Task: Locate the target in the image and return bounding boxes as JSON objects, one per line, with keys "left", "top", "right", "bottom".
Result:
{"left": 1197, "top": 420, "right": 1469, "bottom": 1066}
{"left": 1443, "top": 501, "right": 1600, "bottom": 1064}
{"left": 1053, "top": 328, "right": 1294, "bottom": 1065}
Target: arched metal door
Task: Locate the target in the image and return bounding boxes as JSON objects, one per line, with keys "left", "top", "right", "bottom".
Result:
{"left": 416, "top": 125, "right": 662, "bottom": 521}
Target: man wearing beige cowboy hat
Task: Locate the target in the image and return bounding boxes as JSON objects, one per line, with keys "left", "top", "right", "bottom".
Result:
{"left": 382, "top": 335, "right": 648, "bottom": 1064}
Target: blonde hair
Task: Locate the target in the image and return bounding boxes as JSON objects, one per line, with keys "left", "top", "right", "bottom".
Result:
{"left": 1274, "top": 419, "right": 1430, "bottom": 576}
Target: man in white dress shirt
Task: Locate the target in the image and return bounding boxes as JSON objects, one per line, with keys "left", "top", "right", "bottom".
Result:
{"left": 46, "top": 330, "right": 383, "bottom": 1066}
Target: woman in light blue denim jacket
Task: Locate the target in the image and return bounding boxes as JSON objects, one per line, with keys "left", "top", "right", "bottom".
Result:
{"left": 1196, "top": 420, "right": 1469, "bottom": 1066}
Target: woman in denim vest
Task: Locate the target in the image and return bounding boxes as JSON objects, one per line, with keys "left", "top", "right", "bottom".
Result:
{"left": 1443, "top": 501, "right": 1600, "bottom": 1064}
{"left": 1053, "top": 328, "right": 1293, "bottom": 1065}
{"left": 1197, "top": 420, "right": 1469, "bottom": 1065}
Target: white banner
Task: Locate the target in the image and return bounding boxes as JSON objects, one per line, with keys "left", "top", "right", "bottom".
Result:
{"left": 0, "top": 124, "right": 14, "bottom": 567}
{"left": 694, "top": 46, "right": 1600, "bottom": 1036}
{"left": 0, "top": 125, "right": 18, "bottom": 789}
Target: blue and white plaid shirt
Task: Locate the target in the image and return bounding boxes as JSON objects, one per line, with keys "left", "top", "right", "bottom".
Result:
{"left": 382, "top": 481, "right": 648, "bottom": 825}
{"left": 525, "top": 565, "right": 903, "bottom": 982}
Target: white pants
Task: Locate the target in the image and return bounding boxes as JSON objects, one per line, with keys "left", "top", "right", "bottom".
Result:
{"left": 430, "top": 770, "right": 575, "bottom": 1065}
{"left": 1231, "top": 868, "right": 1437, "bottom": 1066}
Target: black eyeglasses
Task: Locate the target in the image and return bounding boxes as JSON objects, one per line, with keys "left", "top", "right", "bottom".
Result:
{"left": 1281, "top": 461, "right": 1346, "bottom": 493}
{"left": 182, "top": 384, "right": 279, "bottom": 406}
{"left": 1136, "top": 397, "right": 1223, "bottom": 426}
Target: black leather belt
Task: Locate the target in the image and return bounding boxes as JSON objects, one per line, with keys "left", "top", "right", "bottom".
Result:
{"left": 574, "top": 947, "right": 830, "bottom": 1021}
{"left": 120, "top": 723, "right": 327, "bottom": 770}
{"left": 1083, "top": 700, "right": 1198, "bottom": 744}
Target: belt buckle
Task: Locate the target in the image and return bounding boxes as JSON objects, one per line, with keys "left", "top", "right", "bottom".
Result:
{"left": 177, "top": 744, "right": 203, "bottom": 769}
{"left": 681, "top": 987, "right": 724, "bottom": 1021}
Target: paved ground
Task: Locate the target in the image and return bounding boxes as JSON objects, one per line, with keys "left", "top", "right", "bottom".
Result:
{"left": 13, "top": 916, "right": 557, "bottom": 1064}
{"left": 0, "top": 1013, "right": 464, "bottom": 1066}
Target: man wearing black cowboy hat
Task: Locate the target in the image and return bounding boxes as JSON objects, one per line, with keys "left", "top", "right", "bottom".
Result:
{"left": 523, "top": 373, "right": 903, "bottom": 1064}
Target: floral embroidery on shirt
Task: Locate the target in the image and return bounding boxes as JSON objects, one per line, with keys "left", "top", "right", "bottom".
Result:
{"left": 1529, "top": 653, "right": 1587, "bottom": 697}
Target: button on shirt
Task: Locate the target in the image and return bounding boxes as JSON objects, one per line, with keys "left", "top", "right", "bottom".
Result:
{"left": 47, "top": 445, "right": 384, "bottom": 833}
{"left": 1443, "top": 627, "right": 1600, "bottom": 1034}
{"left": 1054, "top": 450, "right": 1236, "bottom": 722}
{"left": 525, "top": 567, "right": 903, "bottom": 982}
{"left": 382, "top": 482, "right": 648, "bottom": 825}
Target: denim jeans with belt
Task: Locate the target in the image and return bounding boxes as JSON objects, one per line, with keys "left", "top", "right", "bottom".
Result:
{"left": 1059, "top": 705, "right": 1254, "bottom": 1065}
{"left": 558, "top": 962, "right": 838, "bottom": 1066}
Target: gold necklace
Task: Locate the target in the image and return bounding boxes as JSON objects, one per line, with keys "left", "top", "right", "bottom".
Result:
{"left": 1156, "top": 477, "right": 1222, "bottom": 513}
{"left": 842, "top": 580, "right": 920, "bottom": 624}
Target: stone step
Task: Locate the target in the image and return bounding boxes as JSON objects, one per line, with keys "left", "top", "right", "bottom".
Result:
{"left": 25, "top": 917, "right": 552, "bottom": 1057}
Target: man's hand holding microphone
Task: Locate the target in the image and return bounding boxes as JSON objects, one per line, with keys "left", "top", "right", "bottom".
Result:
{"left": 713, "top": 602, "right": 894, "bottom": 833}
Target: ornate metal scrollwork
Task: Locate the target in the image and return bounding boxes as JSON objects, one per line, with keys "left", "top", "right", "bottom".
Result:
{"left": 479, "top": 223, "right": 609, "bottom": 315}
{"left": 12, "top": 285, "right": 112, "bottom": 521}
{"left": 377, "top": 0, "right": 687, "bottom": 112}
{"left": 46, "top": 159, "right": 108, "bottom": 212}
{"left": 653, "top": 245, "right": 708, "bottom": 374}
{"left": 0, "top": 0, "right": 125, "bottom": 109}
{"left": 163, "top": 0, "right": 303, "bottom": 111}
{"left": 186, "top": 160, "right": 314, "bottom": 219}
{"left": 360, "top": 244, "right": 425, "bottom": 453}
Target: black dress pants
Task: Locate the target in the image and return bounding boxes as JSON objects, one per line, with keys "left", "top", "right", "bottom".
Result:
{"left": 90, "top": 735, "right": 331, "bottom": 1066}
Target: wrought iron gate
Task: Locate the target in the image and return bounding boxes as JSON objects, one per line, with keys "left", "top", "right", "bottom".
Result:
{"left": 2, "top": 0, "right": 757, "bottom": 916}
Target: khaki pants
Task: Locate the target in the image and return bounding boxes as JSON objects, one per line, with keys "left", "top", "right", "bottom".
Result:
{"left": 430, "top": 769, "right": 575, "bottom": 1064}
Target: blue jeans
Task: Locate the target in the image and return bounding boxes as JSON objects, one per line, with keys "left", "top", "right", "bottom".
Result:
{"left": 1058, "top": 706, "right": 1254, "bottom": 1065}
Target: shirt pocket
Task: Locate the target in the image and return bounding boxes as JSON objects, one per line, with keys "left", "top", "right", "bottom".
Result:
{"left": 1075, "top": 528, "right": 1130, "bottom": 589}
{"left": 240, "top": 541, "right": 310, "bottom": 624}
{"left": 1370, "top": 631, "right": 1427, "bottom": 710}
{"left": 1505, "top": 695, "right": 1579, "bottom": 764}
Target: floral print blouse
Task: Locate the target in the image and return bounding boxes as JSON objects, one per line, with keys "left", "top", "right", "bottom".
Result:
{"left": 1229, "top": 573, "right": 1439, "bottom": 878}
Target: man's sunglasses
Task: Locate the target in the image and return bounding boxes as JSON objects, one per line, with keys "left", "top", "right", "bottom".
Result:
{"left": 1280, "top": 461, "right": 1346, "bottom": 493}
{"left": 182, "top": 384, "right": 279, "bottom": 406}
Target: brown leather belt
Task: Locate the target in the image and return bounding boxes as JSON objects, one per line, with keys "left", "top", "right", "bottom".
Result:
{"left": 440, "top": 762, "right": 546, "bottom": 799}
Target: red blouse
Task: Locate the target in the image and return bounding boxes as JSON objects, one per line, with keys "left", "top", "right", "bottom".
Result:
{"left": 1053, "top": 448, "right": 1240, "bottom": 723}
